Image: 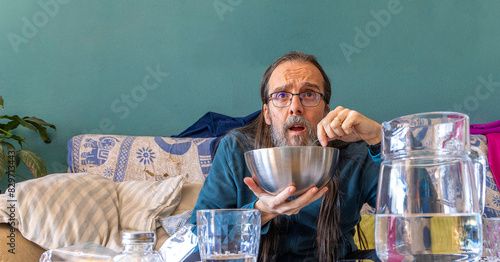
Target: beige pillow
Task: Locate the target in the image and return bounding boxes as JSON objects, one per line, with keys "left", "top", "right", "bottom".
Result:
{"left": 171, "top": 183, "right": 203, "bottom": 216}
{"left": 0, "top": 172, "right": 186, "bottom": 252}
{"left": 116, "top": 179, "right": 187, "bottom": 231}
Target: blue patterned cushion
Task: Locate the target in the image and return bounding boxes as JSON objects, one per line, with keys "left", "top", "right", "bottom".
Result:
{"left": 67, "top": 134, "right": 216, "bottom": 184}
{"left": 473, "top": 135, "right": 500, "bottom": 218}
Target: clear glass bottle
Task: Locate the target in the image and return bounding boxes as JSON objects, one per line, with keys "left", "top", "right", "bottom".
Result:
{"left": 113, "top": 231, "right": 163, "bottom": 262}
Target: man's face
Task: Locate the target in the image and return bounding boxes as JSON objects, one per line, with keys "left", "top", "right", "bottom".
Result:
{"left": 263, "top": 61, "right": 329, "bottom": 146}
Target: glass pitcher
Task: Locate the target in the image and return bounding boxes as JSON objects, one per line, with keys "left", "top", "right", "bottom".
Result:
{"left": 375, "top": 112, "right": 486, "bottom": 261}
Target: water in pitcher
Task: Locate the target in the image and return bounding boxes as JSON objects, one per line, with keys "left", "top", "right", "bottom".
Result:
{"left": 375, "top": 213, "right": 482, "bottom": 261}
{"left": 202, "top": 253, "right": 256, "bottom": 262}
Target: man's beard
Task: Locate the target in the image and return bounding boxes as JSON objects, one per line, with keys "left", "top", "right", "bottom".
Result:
{"left": 270, "top": 115, "right": 317, "bottom": 147}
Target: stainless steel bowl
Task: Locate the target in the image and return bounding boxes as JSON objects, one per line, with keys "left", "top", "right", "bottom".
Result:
{"left": 244, "top": 146, "right": 340, "bottom": 197}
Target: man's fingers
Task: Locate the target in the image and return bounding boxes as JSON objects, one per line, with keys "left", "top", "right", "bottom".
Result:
{"left": 317, "top": 123, "right": 328, "bottom": 147}
{"left": 297, "top": 186, "right": 328, "bottom": 206}
{"left": 305, "top": 186, "right": 329, "bottom": 206}
{"left": 318, "top": 106, "right": 351, "bottom": 144}
{"left": 330, "top": 118, "right": 346, "bottom": 137}
{"left": 317, "top": 106, "right": 376, "bottom": 144}
{"left": 340, "top": 110, "right": 359, "bottom": 135}
{"left": 271, "top": 186, "right": 296, "bottom": 207}
{"left": 245, "top": 177, "right": 297, "bottom": 209}
{"left": 282, "top": 186, "right": 328, "bottom": 215}
{"left": 330, "top": 106, "right": 345, "bottom": 115}
{"left": 332, "top": 108, "right": 351, "bottom": 134}
{"left": 243, "top": 177, "right": 266, "bottom": 196}
{"left": 323, "top": 120, "right": 339, "bottom": 139}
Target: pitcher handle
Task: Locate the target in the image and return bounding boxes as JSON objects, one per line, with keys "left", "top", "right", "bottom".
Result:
{"left": 470, "top": 146, "right": 487, "bottom": 213}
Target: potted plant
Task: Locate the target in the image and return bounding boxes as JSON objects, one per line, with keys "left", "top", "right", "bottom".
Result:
{"left": 0, "top": 95, "right": 56, "bottom": 180}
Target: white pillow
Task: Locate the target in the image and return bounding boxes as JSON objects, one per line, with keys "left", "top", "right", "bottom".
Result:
{"left": 0, "top": 172, "right": 186, "bottom": 252}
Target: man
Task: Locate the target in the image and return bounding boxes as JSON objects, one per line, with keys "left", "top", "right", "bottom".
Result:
{"left": 190, "top": 51, "right": 381, "bottom": 261}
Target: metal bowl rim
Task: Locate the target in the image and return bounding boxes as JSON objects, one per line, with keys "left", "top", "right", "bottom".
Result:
{"left": 244, "top": 146, "right": 339, "bottom": 156}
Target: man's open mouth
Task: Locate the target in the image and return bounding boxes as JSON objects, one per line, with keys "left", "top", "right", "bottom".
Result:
{"left": 288, "top": 124, "right": 305, "bottom": 132}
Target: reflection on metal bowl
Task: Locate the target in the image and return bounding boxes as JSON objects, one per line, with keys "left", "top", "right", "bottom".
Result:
{"left": 244, "top": 146, "right": 340, "bottom": 197}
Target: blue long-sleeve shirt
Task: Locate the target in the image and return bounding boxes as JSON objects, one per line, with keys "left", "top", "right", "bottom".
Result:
{"left": 190, "top": 131, "right": 380, "bottom": 261}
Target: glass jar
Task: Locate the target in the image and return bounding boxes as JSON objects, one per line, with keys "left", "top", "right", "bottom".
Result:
{"left": 113, "top": 231, "right": 163, "bottom": 262}
{"left": 375, "top": 112, "right": 486, "bottom": 261}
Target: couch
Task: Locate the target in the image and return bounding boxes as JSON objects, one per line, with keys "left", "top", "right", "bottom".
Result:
{"left": 0, "top": 133, "right": 498, "bottom": 261}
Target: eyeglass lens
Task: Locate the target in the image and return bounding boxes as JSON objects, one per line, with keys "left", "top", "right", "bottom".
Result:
{"left": 271, "top": 92, "right": 321, "bottom": 107}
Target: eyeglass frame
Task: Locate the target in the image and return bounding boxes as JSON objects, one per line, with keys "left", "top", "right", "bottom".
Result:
{"left": 267, "top": 91, "right": 327, "bottom": 108}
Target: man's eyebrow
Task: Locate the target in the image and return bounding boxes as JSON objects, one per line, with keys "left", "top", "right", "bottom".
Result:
{"left": 272, "top": 84, "right": 291, "bottom": 93}
{"left": 302, "top": 82, "right": 321, "bottom": 90}
{"left": 273, "top": 82, "right": 321, "bottom": 92}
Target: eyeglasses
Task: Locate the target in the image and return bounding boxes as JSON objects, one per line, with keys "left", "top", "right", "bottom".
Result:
{"left": 268, "top": 91, "right": 325, "bottom": 108}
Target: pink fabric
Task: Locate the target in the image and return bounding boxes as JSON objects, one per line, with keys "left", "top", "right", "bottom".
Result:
{"left": 486, "top": 133, "right": 500, "bottom": 189}
{"left": 470, "top": 120, "right": 500, "bottom": 189}
{"left": 470, "top": 119, "right": 500, "bottom": 134}
{"left": 471, "top": 119, "right": 500, "bottom": 129}
{"left": 386, "top": 216, "right": 405, "bottom": 262}
{"left": 471, "top": 126, "right": 500, "bottom": 134}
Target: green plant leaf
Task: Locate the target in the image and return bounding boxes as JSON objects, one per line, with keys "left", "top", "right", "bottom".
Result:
{"left": 0, "top": 142, "right": 21, "bottom": 168}
{"left": 24, "top": 117, "right": 56, "bottom": 130}
{"left": 25, "top": 121, "right": 51, "bottom": 143}
{"left": 24, "top": 118, "right": 56, "bottom": 143}
{"left": 2, "top": 133, "right": 25, "bottom": 148}
{"left": 19, "top": 149, "right": 47, "bottom": 178}
{"left": 0, "top": 115, "right": 36, "bottom": 131}
{"left": 0, "top": 141, "right": 15, "bottom": 152}
{"left": 4, "top": 120, "right": 20, "bottom": 132}
{"left": 15, "top": 153, "right": 20, "bottom": 168}
{"left": 0, "top": 126, "right": 11, "bottom": 136}
{"left": 0, "top": 149, "right": 7, "bottom": 180}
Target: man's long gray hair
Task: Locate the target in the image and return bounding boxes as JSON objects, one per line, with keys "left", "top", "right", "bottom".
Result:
{"left": 234, "top": 51, "right": 345, "bottom": 261}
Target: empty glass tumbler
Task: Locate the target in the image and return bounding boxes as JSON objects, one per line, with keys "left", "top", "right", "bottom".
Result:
{"left": 113, "top": 231, "right": 163, "bottom": 262}
{"left": 197, "top": 209, "right": 261, "bottom": 262}
{"left": 375, "top": 112, "right": 486, "bottom": 261}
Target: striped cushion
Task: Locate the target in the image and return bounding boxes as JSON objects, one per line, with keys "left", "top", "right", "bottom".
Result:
{"left": 116, "top": 179, "right": 185, "bottom": 231}
{"left": 0, "top": 172, "right": 186, "bottom": 252}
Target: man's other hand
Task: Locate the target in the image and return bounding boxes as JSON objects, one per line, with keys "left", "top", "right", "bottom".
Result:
{"left": 243, "top": 177, "right": 328, "bottom": 225}
{"left": 317, "top": 106, "right": 382, "bottom": 147}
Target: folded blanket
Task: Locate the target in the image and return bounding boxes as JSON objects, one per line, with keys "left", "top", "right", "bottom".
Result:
{"left": 172, "top": 110, "right": 260, "bottom": 158}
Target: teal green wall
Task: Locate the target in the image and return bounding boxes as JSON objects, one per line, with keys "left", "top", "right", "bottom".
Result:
{"left": 1, "top": 0, "right": 499, "bottom": 189}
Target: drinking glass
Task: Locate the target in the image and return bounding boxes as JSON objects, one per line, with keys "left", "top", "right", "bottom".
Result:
{"left": 197, "top": 209, "right": 261, "bottom": 262}
{"left": 483, "top": 217, "right": 500, "bottom": 261}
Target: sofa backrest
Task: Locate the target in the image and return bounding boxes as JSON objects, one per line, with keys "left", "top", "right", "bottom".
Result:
{"left": 68, "top": 134, "right": 500, "bottom": 217}
{"left": 67, "top": 134, "right": 216, "bottom": 184}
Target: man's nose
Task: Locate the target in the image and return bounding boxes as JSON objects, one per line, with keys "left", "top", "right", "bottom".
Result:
{"left": 288, "top": 95, "right": 303, "bottom": 115}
